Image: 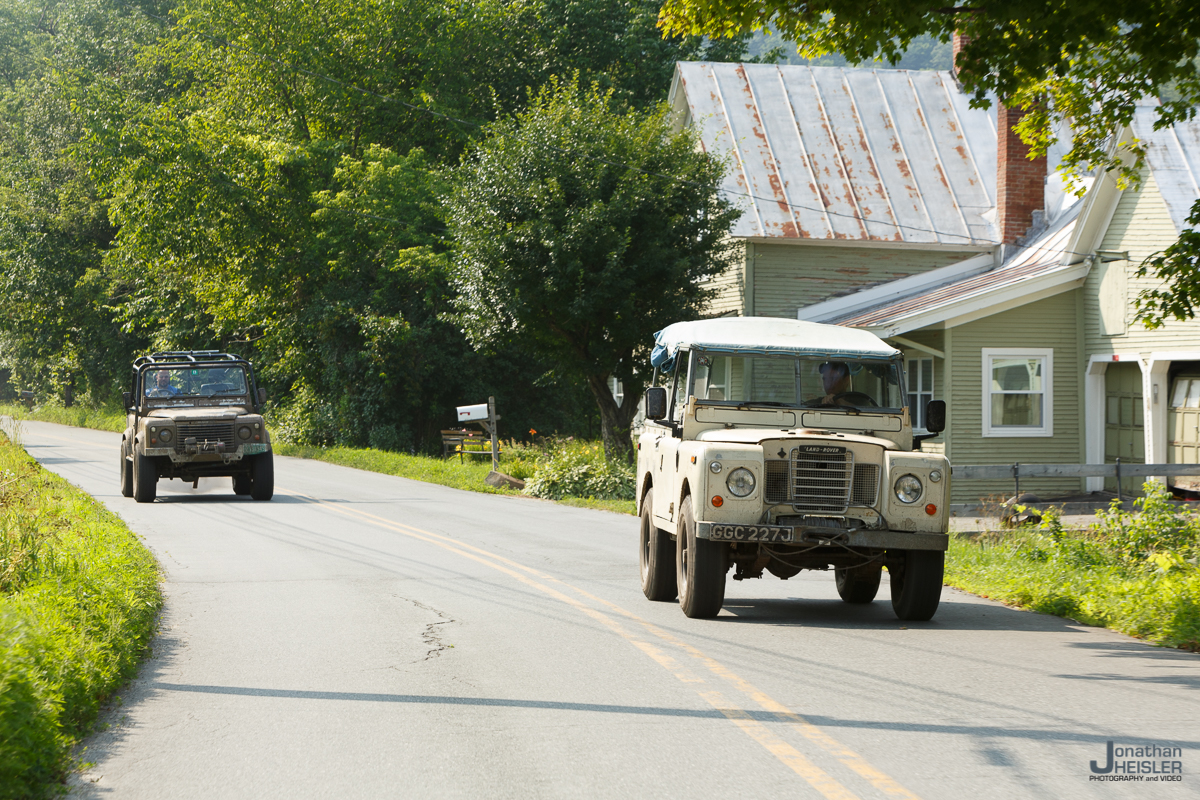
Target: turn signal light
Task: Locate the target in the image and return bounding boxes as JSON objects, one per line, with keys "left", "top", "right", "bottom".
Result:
{"left": 925, "top": 503, "right": 937, "bottom": 516}
{"left": 711, "top": 495, "right": 724, "bottom": 507}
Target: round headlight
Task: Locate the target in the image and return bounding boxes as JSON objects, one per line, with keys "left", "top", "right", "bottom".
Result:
{"left": 158, "top": 428, "right": 172, "bottom": 443}
{"left": 929, "top": 469, "right": 942, "bottom": 483}
{"left": 238, "top": 426, "right": 252, "bottom": 440}
{"left": 894, "top": 474, "right": 923, "bottom": 504}
{"left": 709, "top": 460, "right": 723, "bottom": 474}
{"left": 726, "top": 467, "right": 756, "bottom": 498}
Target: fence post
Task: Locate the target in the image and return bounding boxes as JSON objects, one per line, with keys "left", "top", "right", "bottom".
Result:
{"left": 1012, "top": 462, "right": 1019, "bottom": 500}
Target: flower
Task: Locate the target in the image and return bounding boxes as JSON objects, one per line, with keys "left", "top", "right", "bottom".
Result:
{"left": 529, "top": 428, "right": 537, "bottom": 436}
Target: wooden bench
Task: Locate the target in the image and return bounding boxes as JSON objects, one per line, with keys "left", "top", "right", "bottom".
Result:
{"left": 440, "top": 429, "right": 500, "bottom": 462}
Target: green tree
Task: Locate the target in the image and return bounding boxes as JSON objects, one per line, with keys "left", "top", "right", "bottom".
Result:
{"left": 658, "top": 0, "right": 1200, "bottom": 186}
{"left": 445, "top": 80, "right": 739, "bottom": 461}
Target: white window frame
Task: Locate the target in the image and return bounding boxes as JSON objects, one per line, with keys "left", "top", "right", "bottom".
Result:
{"left": 982, "top": 348, "right": 1054, "bottom": 437}
{"left": 905, "top": 356, "right": 935, "bottom": 434}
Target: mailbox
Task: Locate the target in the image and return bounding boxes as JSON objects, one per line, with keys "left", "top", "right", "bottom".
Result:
{"left": 457, "top": 403, "right": 490, "bottom": 423}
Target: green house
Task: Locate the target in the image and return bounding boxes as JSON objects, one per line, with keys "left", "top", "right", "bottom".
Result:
{"left": 670, "top": 64, "right": 1200, "bottom": 503}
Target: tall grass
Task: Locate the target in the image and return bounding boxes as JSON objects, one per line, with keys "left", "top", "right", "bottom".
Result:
{"left": 0, "top": 430, "right": 161, "bottom": 797}
{"left": 946, "top": 483, "right": 1200, "bottom": 650}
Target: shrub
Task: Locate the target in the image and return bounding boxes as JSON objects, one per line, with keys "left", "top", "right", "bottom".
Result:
{"left": 523, "top": 440, "right": 635, "bottom": 501}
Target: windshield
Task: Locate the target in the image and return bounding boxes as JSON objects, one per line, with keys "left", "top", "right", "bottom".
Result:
{"left": 688, "top": 352, "right": 903, "bottom": 411}
{"left": 144, "top": 366, "right": 249, "bottom": 399}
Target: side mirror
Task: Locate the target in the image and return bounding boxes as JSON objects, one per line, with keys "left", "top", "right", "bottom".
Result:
{"left": 645, "top": 387, "right": 667, "bottom": 420}
{"left": 257, "top": 387, "right": 267, "bottom": 406}
{"left": 924, "top": 400, "right": 946, "bottom": 434}
{"left": 122, "top": 392, "right": 132, "bottom": 411}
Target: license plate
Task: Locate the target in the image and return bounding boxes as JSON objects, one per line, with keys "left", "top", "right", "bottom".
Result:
{"left": 709, "top": 524, "right": 793, "bottom": 543}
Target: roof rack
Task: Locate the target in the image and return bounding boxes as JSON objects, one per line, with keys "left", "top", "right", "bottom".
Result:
{"left": 133, "top": 351, "right": 247, "bottom": 368}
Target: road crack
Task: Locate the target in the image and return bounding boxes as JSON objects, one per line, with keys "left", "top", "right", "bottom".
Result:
{"left": 410, "top": 599, "right": 455, "bottom": 661}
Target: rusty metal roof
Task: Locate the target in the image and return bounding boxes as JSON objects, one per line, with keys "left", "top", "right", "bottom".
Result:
{"left": 670, "top": 63, "right": 998, "bottom": 246}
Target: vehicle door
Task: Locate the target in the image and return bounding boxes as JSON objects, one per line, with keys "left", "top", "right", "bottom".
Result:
{"left": 652, "top": 351, "right": 689, "bottom": 529}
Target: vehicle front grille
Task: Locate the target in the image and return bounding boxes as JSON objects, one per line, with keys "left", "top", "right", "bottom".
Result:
{"left": 791, "top": 446, "right": 852, "bottom": 513}
{"left": 765, "top": 460, "right": 790, "bottom": 504}
{"left": 175, "top": 421, "right": 236, "bottom": 453}
{"left": 851, "top": 464, "right": 880, "bottom": 507}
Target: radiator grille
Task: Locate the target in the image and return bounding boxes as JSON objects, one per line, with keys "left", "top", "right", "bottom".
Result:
{"left": 765, "top": 460, "right": 790, "bottom": 504}
{"left": 175, "top": 421, "right": 236, "bottom": 452}
{"left": 791, "top": 446, "right": 852, "bottom": 513}
{"left": 851, "top": 464, "right": 880, "bottom": 507}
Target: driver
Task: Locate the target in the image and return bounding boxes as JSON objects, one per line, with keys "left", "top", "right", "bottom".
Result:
{"left": 818, "top": 362, "right": 853, "bottom": 406}
{"left": 147, "top": 369, "right": 180, "bottom": 397}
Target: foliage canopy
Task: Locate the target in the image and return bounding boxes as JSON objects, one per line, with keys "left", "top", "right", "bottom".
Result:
{"left": 445, "top": 81, "right": 739, "bottom": 459}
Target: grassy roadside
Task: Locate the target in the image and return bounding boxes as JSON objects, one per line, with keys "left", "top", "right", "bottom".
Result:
{"left": 0, "top": 404, "right": 637, "bottom": 515}
{"left": 945, "top": 490, "right": 1200, "bottom": 651}
{"left": 0, "top": 429, "right": 161, "bottom": 797}
{"left": 0, "top": 403, "right": 125, "bottom": 434}
{"left": 272, "top": 443, "right": 636, "bottom": 515}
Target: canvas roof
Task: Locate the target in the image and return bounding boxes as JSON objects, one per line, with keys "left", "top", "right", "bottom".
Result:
{"left": 652, "top": 318, "right": 899, "bottom": 364}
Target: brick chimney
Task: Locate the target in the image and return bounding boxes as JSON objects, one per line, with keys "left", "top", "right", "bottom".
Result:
{"left": 996, "top": 104, "right": 1046, "bottom": 244}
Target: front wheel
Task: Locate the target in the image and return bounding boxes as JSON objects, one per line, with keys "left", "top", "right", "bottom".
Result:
{"left": 675, "top": 499, "right": 726, "bottom": 618}
{"left": 132, "top": 452, "right": 156, "bottom": 503}
{"left": 232, "top": 474, "right": 252, "bottom": 495}
{"left": 835, "top": 561, "right": 882, "bottom": 603}
{"left": 250, "top": 452, "right": 274, "bottom": 501}
{"left": 639, "top": 493, "right": 676, "bottom": 601}
{"left": 120, "top": 446, "right": 133, "bottom": 498}
{"left": 889, "top": 550, "right": 945, "bottom": 621}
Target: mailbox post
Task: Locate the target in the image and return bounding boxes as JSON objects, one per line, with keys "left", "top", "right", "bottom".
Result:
{"left": 455, "top": 396, "right": 500, "bottom": 472}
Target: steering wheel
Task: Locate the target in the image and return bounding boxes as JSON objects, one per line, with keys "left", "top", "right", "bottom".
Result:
{"left": 827, "top": 391, "right": 878, "bottom": 407}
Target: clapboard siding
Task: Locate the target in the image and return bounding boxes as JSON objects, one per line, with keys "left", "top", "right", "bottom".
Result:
{"left": 701, "top": 244, "right": 745, "bottom": 317}
{"left": 1085, "top": 171, "right": 1200, "bottom": 354}
{"left": 947, "top": 291, "right": 1084, "bottom": 502}
{"left": 752, "top": 244, "right": 978, "bottom": 319}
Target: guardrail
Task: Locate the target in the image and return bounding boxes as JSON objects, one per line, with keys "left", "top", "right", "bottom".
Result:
{"left": 951, "top": 460, "right": 1200, "bottom": 501}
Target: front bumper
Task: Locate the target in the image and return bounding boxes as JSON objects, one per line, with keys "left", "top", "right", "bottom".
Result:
{"left": 695, "top": 521, "right": 948, "bottom": 551}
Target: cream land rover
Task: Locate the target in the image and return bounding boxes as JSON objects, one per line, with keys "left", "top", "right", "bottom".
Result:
{"left": 637, "top": 318, "right": 949, "bottom": 620}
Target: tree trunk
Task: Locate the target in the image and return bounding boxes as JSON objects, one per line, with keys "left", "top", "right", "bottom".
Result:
{"left": 586, "top": 374, "right": 641, "bottom": 464}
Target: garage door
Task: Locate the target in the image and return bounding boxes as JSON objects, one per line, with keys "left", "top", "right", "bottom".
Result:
{"left": 1105, "top": 363, "right": 1143, "bottom": 492}
{"left": 1168, "top": 374, "right": 1200, "bottom": 491}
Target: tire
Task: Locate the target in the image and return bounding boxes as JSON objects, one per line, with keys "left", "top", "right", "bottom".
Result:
{"left": 675, "top": 498, "right": 726, "bottom": 618}
{"left": 232, "top": 474, "right": 252, "bottom": 495}
{"left": 120, "top": 446, "right": 133, "bottom": 498}
{"left": 132, "top": 452, "right": 156, "bottom": 503}
{"left": 250, "top": 452, "right": 274, "bottom": 501}
{"left": 889, "top": 549, "right": 945, "bottom": 621}
{"left": 639, "top": 493, "right": 677, "bottom": 601}
{"left": 835, "top": 561, "right": 882, "bottom": 603}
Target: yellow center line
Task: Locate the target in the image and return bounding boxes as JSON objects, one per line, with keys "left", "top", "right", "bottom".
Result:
{"left": 284, "top": 489, "right": 921, "bottom": 798}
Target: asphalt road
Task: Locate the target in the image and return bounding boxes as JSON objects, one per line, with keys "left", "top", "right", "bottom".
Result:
{"left": 13, "top": 420, "right": 1198, "bottom": 799}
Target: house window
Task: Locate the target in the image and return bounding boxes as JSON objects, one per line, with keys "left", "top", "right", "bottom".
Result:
{"left": 982, "top": 348, "right": 1053, "bottom": 437}
{"left": 906, "top": 357, "right": 934, "bottom": 432}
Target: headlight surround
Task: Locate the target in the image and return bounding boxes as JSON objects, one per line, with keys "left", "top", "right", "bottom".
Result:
{"left": 238, "top": 426, "right": 252, "bottom": 440}
{"left": 158, "top": 428, "right": 172, "bottom": 443}
{"left": 894, "top": 474, "right": 923, "bottom": 504}
{"left": 726, "top": 467, "right": 756, "bottom": 498}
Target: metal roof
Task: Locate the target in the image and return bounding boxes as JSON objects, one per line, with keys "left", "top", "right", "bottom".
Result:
{"left": 1134, "top": 109, "right": 1200, "bottom": 234}
{"left": 670, "top": 63, "right": 998, "bottom": 246}
{"left": 828, "top": 206, "right": 1081, "bottom": 332}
